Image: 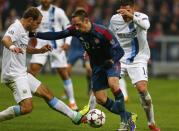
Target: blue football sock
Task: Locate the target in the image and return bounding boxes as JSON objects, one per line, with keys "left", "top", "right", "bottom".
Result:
{"left": 13, "top": 105, "right": 21, "bottom": 116}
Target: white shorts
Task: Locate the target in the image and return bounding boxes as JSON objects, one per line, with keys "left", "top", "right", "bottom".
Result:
{"left": 30, "top": 49, "right": 68, "bottom": 68}
{"left": 5, "top": 73, "right": 41, "bottom": 103}
{"left": 121, "top": 62, "right": 148, "bottom": 84}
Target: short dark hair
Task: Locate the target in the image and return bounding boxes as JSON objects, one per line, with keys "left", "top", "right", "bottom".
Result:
{"left": 71, "top": 9, "right": 88, "bottom": 20}
{"left": 119, "top": 0, "right": 134, "bottom": 6}
{"left": 22, "top": 7, "right": 42, "bottom": 20}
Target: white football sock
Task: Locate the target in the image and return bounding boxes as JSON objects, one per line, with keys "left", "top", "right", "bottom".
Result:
{"left": 48, "top": 97, "right": 77, "bottom": 120}
{"left": 119, "top": 78, "right": 128, "bottom": 101}
{"left": 64, "top": 79, "right": 75, "bottom": 104}
{"left": 139, "top": 91, "right": 155, "bottom": 124}
{"left": 89, "top": 93, "right": 97, "bottom": 109}
{"left": 0, "top": 105, "right": 21, "bottom": 122}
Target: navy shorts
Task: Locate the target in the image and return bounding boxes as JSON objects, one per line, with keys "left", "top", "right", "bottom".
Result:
{"left": 91, "top": 62, "right": 121, "bottom": 92}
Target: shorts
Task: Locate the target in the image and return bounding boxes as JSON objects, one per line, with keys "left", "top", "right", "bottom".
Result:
{"left": 121, "top": 62, "right": 148, "bottom": 84}
{"left": 67, "top": 37, "right": 84, "bottom": 65}
{"left": 67, "top": 48, "right": 84, "bottom": 65}
{"left": 5, "top": 73, "right": 41, "bottom": 103}
{"left": 91, "top": 62, "right": 121, "bottom": 91}
{"left": 30, "top": 49, "right": 68, "bottom": 68}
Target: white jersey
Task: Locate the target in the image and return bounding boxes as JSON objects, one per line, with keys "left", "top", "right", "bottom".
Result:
{"left": 1, "top": 19, "right": 29, "bottom": 83}
{"left": 109, "top": 12, "right": 150, "bottom": 64}
{"left": 36, "top": 5, "right": 72, "bottom": 49}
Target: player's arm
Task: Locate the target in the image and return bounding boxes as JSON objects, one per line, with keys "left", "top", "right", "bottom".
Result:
{"left": 1, "top": 36, "right": 23, "bottom": 54}
{"left": 29, "top": 27, "right": 74, "bottom": 40}
{"left": 26, "top": 44, "right": 52, "bottom": 54}
{"left": 117, "top": 9, "right": 150, "bottom": 30}
{"left": 133, "top": 13, "right": 150, "bottom": 30}
{"left": 110, "top": 36, "right": 124, "bottom": 62}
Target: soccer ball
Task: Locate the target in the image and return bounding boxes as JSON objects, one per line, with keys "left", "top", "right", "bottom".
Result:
{"left": 86, "top": 109, "right": 105, "bottom": 128}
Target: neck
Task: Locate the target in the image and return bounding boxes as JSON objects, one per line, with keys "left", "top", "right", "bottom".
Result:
{"left": 41, "top": 5, "right": 50, "bottom": 11}
{"left": 86, "top": 21, "right": 92, "bottom": 32}
{"left": 20, "top": 18, "right": 27, "bottom": 30}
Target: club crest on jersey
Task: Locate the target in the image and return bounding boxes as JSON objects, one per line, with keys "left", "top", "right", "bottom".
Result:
{"left": 8, "top": 30, "right": 14, "bottom": 35}
{"left": 79, "top": 37, "right": 84, "bottom": 41}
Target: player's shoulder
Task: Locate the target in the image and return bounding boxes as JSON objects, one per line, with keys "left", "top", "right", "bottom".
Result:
{"left": 110, "top": 14, "right": 123, "bottom": 21}
{"left": 134, "top": 12, "right": 149, "bottom": 18}
{"left": 52, "top": 5, "right": 65, "bottom": 14}
{"left": 93, "top": 23, "right": 113, "bottom": 40}
{"left": 7, "top": 19, "right": 21, "bottom": 32}
{"left": 110, "top": 14, "right": 124, "bottom": 25}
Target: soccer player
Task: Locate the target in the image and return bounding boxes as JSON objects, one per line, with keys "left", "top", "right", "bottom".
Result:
{"left": 29, "top": 9, "right": 137, "bottom": 131}
{"left": 109, "top": 0, "right": 160, "bottom": 131}
{"left": 0, "top": 7, "right": 88, "bottom": 125}
{"left": 29, "top": 0, "right": 78, "bottom": 110}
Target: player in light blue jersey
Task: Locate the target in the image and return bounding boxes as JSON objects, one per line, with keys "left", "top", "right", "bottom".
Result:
{"left": 0, "top": 7, "right": 88, "bottom": 126}
{"left": 109, "top": 0, "right": 160, "bottom": 131}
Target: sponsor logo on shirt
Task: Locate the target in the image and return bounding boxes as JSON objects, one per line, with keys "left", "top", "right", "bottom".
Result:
{"left": 117, "top": 30, "right": 137, "bottom": 38}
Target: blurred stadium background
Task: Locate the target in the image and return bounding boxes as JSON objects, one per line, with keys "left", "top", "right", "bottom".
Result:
{"left": 0, "top": 0, "right": 179, "bottom": 76}
{"left": 0, "top": 0, "right": 179, "bottom": 131}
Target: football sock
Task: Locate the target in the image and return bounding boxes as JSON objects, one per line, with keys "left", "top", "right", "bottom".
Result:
{"left": 139, "top": 91, "right": 155, "bottom": 124}
{"left": 102, "top": 89, "right": 129, "bottom": 123}
{"left": 119, "top": 78, "right": 128, "bottom": 101}
{"left": 63, "top": 79, "right": 75, "bottom": 104}
{"left": 0, "top": 105, "right": 21, "bottom": 122}
{"left": 89, "top": 93, "right": 97, "bottom": 109}
{"left": 48, "top": 97, "right": 77, "bottom": 120}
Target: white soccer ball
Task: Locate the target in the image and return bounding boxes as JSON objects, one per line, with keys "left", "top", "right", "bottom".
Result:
{"left": 86, "top": 109, "right": 105, "bottom": 128}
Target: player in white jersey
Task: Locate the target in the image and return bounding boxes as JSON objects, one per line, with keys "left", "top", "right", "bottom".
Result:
{"left": 29, "top": 0, "right": 78, "bottom": 110}
{"left": 0, "top": 7, "right": 89, "bottom": 125}
{"left": 109, "top": 0, "right": 160, "bottom": 131}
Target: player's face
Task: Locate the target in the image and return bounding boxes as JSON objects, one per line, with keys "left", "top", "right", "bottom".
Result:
{"left": 27, "top": 16, "right": 42, "bottom": 31}
{"left": 71, "top": 16, "right": 90, "bottom": 33}
{"left": 41, "top": 0, "right": 51, "bottom": 8}
{"left": 120, "top": 5, "right": 134, "bottom": 21}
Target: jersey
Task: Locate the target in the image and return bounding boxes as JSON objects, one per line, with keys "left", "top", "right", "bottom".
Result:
{"left": 36, "top": 5, "right": 72, "bottom": 49}
{"left": 36, "top": 23, "right": 124, "bottom": 68}
{"left": 1, "top": 19, "right": 29, "bottom": 83}
{"left": 109, "top": 12, "right": 150, "bottom": 65}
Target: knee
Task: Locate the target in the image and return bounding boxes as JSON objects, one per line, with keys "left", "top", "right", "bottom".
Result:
{"left": 95, "top": 96, "right": 107, "bottom": 105}
{"left": 20, "top": 101, "right": 33, "bottom": 115}
{"left": 136, "top": 81, "right": 148, "bottom": 92}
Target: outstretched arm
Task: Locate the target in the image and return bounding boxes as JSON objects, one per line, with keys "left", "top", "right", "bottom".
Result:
{"left": 29, "top": 27, "right": 74, "bottom": 40}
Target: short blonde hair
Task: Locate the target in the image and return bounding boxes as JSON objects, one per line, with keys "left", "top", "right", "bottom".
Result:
{"left": 22, "top": 7, "right": 42, "bottom": 20}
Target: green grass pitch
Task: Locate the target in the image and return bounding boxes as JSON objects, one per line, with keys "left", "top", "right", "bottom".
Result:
{"left": 0, "top": 74, "right": 179, "bottom": 131}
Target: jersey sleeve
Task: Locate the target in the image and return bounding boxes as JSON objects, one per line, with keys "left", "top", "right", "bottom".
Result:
{"left": 4, "top": 25, "right": 19, "bottom": 43}
{"left": 57, "top": 8, "right": 72, "bottom": 45}
{"left": 133, "top": 12, "right": 150, "bottom": 30}
{"left": 36, "top": 26, "right": 75, "bottom": 40}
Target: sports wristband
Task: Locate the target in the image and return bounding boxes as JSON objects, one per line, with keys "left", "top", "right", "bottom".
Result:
{"left": 9, "top": 45, "right": 16, "bottom": 51}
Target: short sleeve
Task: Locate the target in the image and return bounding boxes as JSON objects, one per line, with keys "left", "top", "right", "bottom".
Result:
{"left": 4, "top": 25, "right": 19, "bottom": 42}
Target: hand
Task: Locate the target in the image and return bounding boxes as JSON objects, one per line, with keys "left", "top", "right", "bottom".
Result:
{"left": 60, "top": 43, "right": 70, "bottom": 51}
{"left": 29, "top": 32, "right": 36, "bottom": 37}
{"left": 9, "top": 45, "right": 24, "bottom": 54}
{"left": 117, "top": 9, "right": 133, "bottom": 19}
{"left": 40, "top": 44, "right": 52, "bottom": 53}
{"left": 103, "top": 59, "right": 114, "bottom": 69}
